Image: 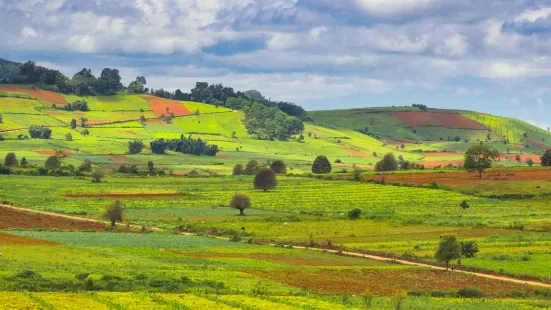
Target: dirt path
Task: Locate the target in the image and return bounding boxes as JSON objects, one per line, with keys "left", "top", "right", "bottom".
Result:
{"left": 2, "top": 204, "right": 550, "bottom": 289}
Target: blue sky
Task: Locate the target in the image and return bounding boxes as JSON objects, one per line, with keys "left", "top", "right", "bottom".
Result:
{"left": 0, "top": 0, "right": 550, "bottom": 129}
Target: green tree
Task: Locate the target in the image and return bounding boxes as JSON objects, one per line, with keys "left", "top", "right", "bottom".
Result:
{"left": 102, "top": 200, "right": 123, "bottom": 228}
{"left": 150, "top": 139, "right": 167, "bottom": 154}
{"left": 460, "top": 200, "right": 470, "bottom": 210}
{"left": 435, "top": 235, "right": 461, "bottom": 270}
{"left": 127, "top": 76, "right": 147, "bottom": 94}
{"left": 147, "top": 161, "right": 154, "bottom": 171}
{"left": 312, "top": 155, "right": 332, "bottom": 174}
{"left": 353, "top": 166, "right": 363, "bottom": 180}
{"left": 229, "top": 193, "right": 251, "bottom": 216}
{"left": 254, "top": 167, "right": 277, "bottom": 191}
{"left": 244, "top": 160, "right": 258, "bottom": 175}
{"left": 92, "top": 169, "right": 106, "bottom": 183}
{"left": 44, "top": 156, "right": 61, "bottom": 169}
{"left": 79, "top": 159, "right": 92, "bottom": 172}
{"left": 70, "top": 119, "right": 77, "bottom": 129}
{"left": 526, "top": 158, "right": 534, "bottom": 167}
{"left": 20, "top": 157, "right": 28, "bottom": 167}
{"left": 4, "top": 152, "right": 18, "bottom": 167}
{"left": 270, "top": 160, "right": 287, "bottom": 174}
{"left": 128, "top": 140, "right": 145, "bottom": 154}
{"left": 460, "top": 241, "right": 479, "bottom": 258}
{"left": 65, "top": 133, "right": 73, "bottom": 141}
{"left": 375, "top": 153, "right": 397, "bottom": 172}
{"left": 348, "top": 208, "right": 362, "bottom": 220}
{"left": 541, "top": 149, "right": 551, "bottom": 166}
{"left": 232, "top": 164, "right": 244, "bottom": 176}
{"left": 463, "top": 144, "right": 500, "bottom": 179}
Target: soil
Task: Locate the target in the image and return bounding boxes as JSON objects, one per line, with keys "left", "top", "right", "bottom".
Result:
{"left": 0, "top": 87, "right": 68, "bottom": 104}
{"left": 394, "top": 111, "right": 487, "bottom": 129}
{"left": 0, "top": 207, "right": 105, "bottom": 231}
{"left": 0, "top": 233, "right": 58, "bottom": 245}
{"left": 146, "top": 98, "right": 192, "bottom": 117}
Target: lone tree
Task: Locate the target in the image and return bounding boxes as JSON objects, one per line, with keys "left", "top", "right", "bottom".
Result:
{"left": 312, "top": 155, "right": 332, "bottom": 174}
{"left": 254, "top": 167, "right": 277, "bottom": 191}
{"left": 460, "top": 241, "right": 479, "bottom": 258}
{"left": 70, "top": 119, "right": 77, "bottom": 129}
{"left": 128, "top": 140, "right": 145, "bottom": 154}
{"left": 44, "top": 156, "right": 61, "bottom": 169}
{"left": 463, "top": 144, "right": 500, "bottom": 179}
{"left": 4, "top": 153, "right": 18, "bottom": 167}
{"left": 20, "top": 157, "right": 28, "bottom": 167}
{"left": 102, "top": 200, "right": 123, "bottom": 228}
{"left": 460, "top": 200, "right": 470, "bottom": 210}
{"left": 92, "top": 169, "right": 106, "bottom": 183}
{"left": 541, "top": 149, "right": 551, "bottom": 166}
{"left": 232, "top": 164, "right": 244, "bottom": 176}
{"left": 353, "top": 166, "right": 363, "bottom": 181}
{"left": 375, "top": 153, "right": 397, "bottom": 172}
{"left": 270, "top": 160, "right": 287, "bottom": 174}
{"left": 229, "top": 193, "right": 251, "bottom": 216}
{"left": 244, "top": 160, "right": 258, "bottom": 175}
{"left": 435, "top": 235, "right": 461, "bottom": 270}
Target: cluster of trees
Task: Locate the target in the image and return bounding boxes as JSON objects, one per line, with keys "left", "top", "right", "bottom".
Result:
{"left": 435, "top": 235, "right": 479, "bottom": 269}
{"left": 61, "top": 100, "right": 89, "bottom": 112}
{"left": 541, "top": 149, "right": 551, "bottom": 166}
{"left": 241, "top": 101, "right": 304, "bottom": 140}
{"left": 0, "top": 58, "right": 20, "bottom": 80}
{"left": 28, "top": 125, "right": 52, "bottom": 139}
{"left": 233, "top": 160, "right": 287, "bottom": 176}
{"left": 412, "top": 104, "right": 428, "bottom": 111}
{"left": 149, "top": 135, "right": 219, "bottom": 156}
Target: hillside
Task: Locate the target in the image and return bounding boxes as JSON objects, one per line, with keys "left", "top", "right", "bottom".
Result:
{"left": 0, "top": 85, "right": 548, "bottom": 173}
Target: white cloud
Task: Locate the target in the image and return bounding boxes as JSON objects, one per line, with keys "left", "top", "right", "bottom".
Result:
{"left": 455, "top": 86, "right": 483, "bottom": 96}
{"left": 20, "top": 27, "right": 37, "bottom": 41}
{"left": 434, "top": 34, "right": 469, "bottom": 57}
{"left": 514, "top": 7, "right": 551, "bottom": 23}
{"left": 537, "top": 98, "right": 544, "bottom": 108}
{"left": 352, "top": 0, "right": 436, "bottom": 17}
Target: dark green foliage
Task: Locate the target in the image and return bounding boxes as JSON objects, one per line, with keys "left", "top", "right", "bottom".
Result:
{"left": 460, "top": 200, "right": 470, "bottom": 210}
{"left": 375, "top": 153, "right": 398, "bottom": 172}
{"left": 72, "top": 68, "right": 97, "bottom": 96}
{"left": 245, "top": 160, "right": 259, "bottom": 175}
{"left": 96, "top": 68, "right": 123, "bottom": 95}
{"left": 20, "top": 157, "right": 28, "bottom": 167}
{"left": 7, "top": 61, "right": 72, "bottom": 93}
{"left": 127, "top": 76, "right": 147, "bottom": 94}
{"left": 460, "top": 241, "right": 479, "bottom": 258}
{"left": 63, "top": 100, "right": 89, "bottom": 112}
{"left": 541, "top": 149, "right": 551, "bottom": 166}
{"left": 0, "top": 164, "right": 11, "bottom": 175}
{"left": 312, "top": 155, "right": 332, "bottom": 174}
{"left": 270, "top": 160, "right": 287, "bottom": 174}
{"left": 128, "top": 140, "right": 145, "bottom": 154}
{"left": 79, "top": 160, "right": 92, "bottom": 172}
{"left": 526, "top": 158, "right": 534, "bottom": 167}
{"left": 457, "top": 288, "right": 484, "bottom": 298}
{"left": 435, "top": 235, "right": 461, "bottom": 269}
{"left": 254, "top": 167, "right": 277, "bottom": 191}
{"left": 412, "top": 104, "right": 428, "bottom": 111}
{"left": 118, "top": 164, "right": 139, "bottom": 174}
{"left": 229, "top": 193, "right": 251, "bottom": 216}
{"left": 102, "top": 200, "right": 123, "bottom": 228}
{"left": 242, "top": 101, "right": 303, "bottom": 140}
{"left": 348, "top": 208, "right": 362, "bottom": 220}
{"left": 232, "top": 164, "right": 244, "bottom": 176}
{"left": 464, "top": 144, "right": 500, "bottom": 179}
{"left": 28, "top": 125, "right": 52, "bottom": 139}
{"left": 150, "top": 136, "right": 219, "bottom": 156}
{"left": 4, "top": 152, "right": 18, "bottom": 167}
{"left": 65, "top": 133, "right": 72, "bottom": 141}
{"left": 70, "top": 119, "right": 77, "bottom": 129}
{"left": 0, "top": 58, "right": 21, "bottom": 80}
{"left": 150, "top": 139, "right": 168, "bottom": 154}
{"left": 44, "top": 156, "right": 61, "bottom": 169}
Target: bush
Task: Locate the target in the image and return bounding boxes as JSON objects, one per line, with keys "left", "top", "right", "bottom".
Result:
{"left": 457, "top": 288, "right": 484, "bottom": 298}
{"left": 28, "top": 125, "right": 52, "bottom": 139}
{"left": 128, "top": 140, "right": 145, "bottom": 154}
{"left": 232, "top": 164, "right": 244, "bottom": 176}
{"left": 312, "top": 155, "right": 332, "bottom": 174}
{"left": 254, "top": 168, "right": 277, "bottom": 191}
{"left": 229, "top": 193, "right": 251, "bottom": 216}
{"left": 270, "top": 160, "right": 287, "bottom": 174}
{"left": 150, "top": 139, "right": 167, "bottom": 154}
{"left": 4, "top": 152, "right": 18, "bottom": 167}
{"left": 44, "top": 156, "right": 61, "bottom": 169}
{"left": 348, "top": 208, "right": 362, "bottom": 220}
{"left": 375, "top": 153, "right": 397, "bottom": 172}
{"left": 244, "top": 160, "right": 258, "bottom": 175}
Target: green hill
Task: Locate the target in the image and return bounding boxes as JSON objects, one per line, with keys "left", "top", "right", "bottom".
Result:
{"left": 0, "top": 86, "right": 548, "bottom": 173}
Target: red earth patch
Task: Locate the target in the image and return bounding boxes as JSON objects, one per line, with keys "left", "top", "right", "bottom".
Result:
{"left": 146, "top": 98, "right": 192, "bottom": 117}
{"left": 0, "top": 233, "right": 58, "bottom": 245}
{"left": 341, "top": 148, "right": 374, "bottom": 158}
{"left": 34, "top": 150, "right": 74, "bottom": 156}
{"left": 215, "top": 152, "right": 232, "bottom": 158}
{"left": 60, "top": 193, "right": 191, "bottom": 198}
{"left": 0, "top": 86, "right": 68, "bottom": 105}
{"left": 501, "top": 153, "right": 541, "bottom": 163}
{"left": 0, "top": 207, "right": 105, "bottom": 231}
{"left": 423, "top": 152, "right": 459, "bottom": 157}
{"left": 394, "top": 111, "right": 487, "bottom": 129}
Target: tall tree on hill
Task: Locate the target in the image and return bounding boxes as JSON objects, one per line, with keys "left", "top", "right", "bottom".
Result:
{"left": 4, "top": 153, "right": 18, "bottom": 167}
{"left": 541, "top": 149, "right": 551, "bottom": 166}
{"left": 244, "top": 160, "right": 258, "bottom": 175}
{"left": 72, "top": 68, "right": 97, "bottom": 96}
{"left": 463, "top": 144, "right": 500, "bottom": 179}
{"left": 70, "top": 119, "right": 77, "bottom": 129}
{"left": 254, "top": 168, "right": 277, "bottom": 191}
{"left": 312, "top": 155, "right": 332, "bottom": 174}
{"left": 375, "top": 153, "right": 398, "bottom": 172}
{"left": 232, "top": 164, "right": 244, "bottom": 176}
{"left": 127, "top": 76, "right": 146, "bottom": 94}
{"left": 96, "top": 68, "right": 122, "bottom": 95}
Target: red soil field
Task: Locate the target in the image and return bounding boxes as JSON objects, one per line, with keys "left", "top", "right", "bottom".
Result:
{"left": 394, "top": 111, "right": 487, "bottom": 129}
{"left": 501, "top": 153, "right": 541, "bottom": 163}
{"left": 419, "top": 160, "right": 464, "bottom": 168}
{"left": 60, "top": 193, "right": 190, "bottom": 198}
{"left": 423, "top": 152, "right": 459, "bottom": 157}
{"left": 34, "top": 150, "right": 74, "bottom": 156}
{"left": 0, "top": 233, "right": 57, "bottom": 245}
{"left": 341, "top": 148, "right": 373, "bottom": 158}
{"left": 0, "top": 207, "right": 105, "bottom": 231}
{"left": 244, "top": 269, "right": 531, "bottom": 296}
{"left": 146, "top": 98, "right": 192, "bottom": 117}
{"left": 362, "top": 169, "right": 551, "bottom": 185}
{"left": 215, "top": 152, "right": 232, "bottom": 158}
{"left": 526, "top": 139, "right": 550, "bottom": 151}
{"left": 103, "top": 155, "right": 143, "bottom": 165}
{"left": 0, "top": 86, "right": 68, "bottom": 105}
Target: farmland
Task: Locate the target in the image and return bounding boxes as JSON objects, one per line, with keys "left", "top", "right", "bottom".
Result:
{"left": 1, "top": 86, "right": 551, "bottom": 308}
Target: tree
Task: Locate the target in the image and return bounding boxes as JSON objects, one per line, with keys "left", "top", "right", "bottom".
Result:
{"left": 229, "top": 194, "right": 251, "bottom": 216}
{"left": 92, "top": 169, "right": 105, "bottom": 183}
{"left": 139, "top": 115, "right": 147, "bottom": 124}
{"left": 81, "top": 117, "right": 87, "bottom": 127}
{"left": 348, "top": 208, "right": 362, "bottom": 220}
{"left": 4, "top": 152, "right": 18, "bottom": 167}
{"left": 65, "top": 133, "right": 73, "bottom": 141}
{"left": 147, "top": 161, "right": 154, "bottom": 171}
{"left": 460, "top": 200, "right": 470, "bottom": 210}
{"left": 0, "top": 113, "right": 3, "bottom": 123}
{"left": 232, "top": 164, "right": 244, "bottom": 176}
{"left": 96, "top": 68, "right": 122, "bottom": 95}
{"left": 44, "top": 156, "right": 61, "bottom": 169}
{"left": 244, "top": 160, "right": 258, "bottom": 175}
{"left": 127, "top": 76, "right": 146, "bottom": 94}
{"left": 460, "top": 241, "right": 479, "bottom": 258}
{"left": 526, "top": 158, "right": 534, "bottom": 167}
{"left": 20, "top": 157, "right": 28, "bottom": 167}
{"left": 81, "top": 129, "right": 89, "bottom": 136}
{"left": 254, "top": 168, "right": 277, "bottom": 191}
{"left": 194, "top": 109, "right": 200, "bottom": 116}
{"left": 79, "top": 159, "right": 92, "bottom": 172}
{"left": 128, "top": 140, "right": 145, "bottom": 154}
{"left": 70, "top": 119, "right": 77, "bottom": 129}
{"left": 102, "top": 200, "right": 123, "bottom": 228}
{"left": 435, "top": 235, "right": 461, "bottom": 270}
{"left": 28, "top": 125, "right": 52, "bottom": 139}
{"left": 150, "top": 139, "right": 167, "bottom": 154}
{"left": 353, "top": 166, "right": 363, "bottom": 181}
{"left": 375, "top": 153, "right": 398, "bottom": 172}
{"left": 541, "top": 149, "right": 551, "bottom": 166}
{"left": 463, "top": 144, "right": 500, "bottom": 179}
{"left": 312, "top": 155, "right": 332, "bottom": 174}
{"left": 270, "top": 160, "right": 287, "bottom": 174}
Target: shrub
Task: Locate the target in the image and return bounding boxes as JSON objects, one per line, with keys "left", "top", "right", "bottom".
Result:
{"left": 312, "top": 155, "right": 332, "bottom": 174}
{"left": 128, "top": 140, "right": 145, "bottom": 154}
{"left": 65, "top": 133, "right": 73, "bottom": 141}
{"left": 28, "top": 125, "right": 52, "bottom": 139}
{"left": 0, "top": 164, "right": 11, "bottom": 175}
{"left": 79, "top": 160, "right": 93, "bottom": 172}
{"left": 244, "top": 160, "right": 258, "bottom": 175}
{"left": 348, "top": 208, "right": 362, "bottom": 220}
{"left": 44, "top": 156, "right": 61, "bottom": 169}
{"left": 457, "top": 288, "right": 484, "bottom": 298}
{"left": 102, "top": 200, "right": 123, "bottom": 228}
{"left": 20, "top": 157, "right": 28, "bottom": 167}
{"left": 254, "top": 167, "right": 277, "bottom": 191}
{"left": 229, "top": 193, "right": 251, "bottom": 216}
{"left": 92, "top": 169, "right": 106, "bottom": 183}
{"left": 270, "top": 160, "right": 287, "bottom": 174}
{"left": 541, "top": 149, "right": 551, "bottom": 166}
{"left": 150, "top": 139, "right": 167, "bottom": 154}
{"left": 4, "top": 152, "right": 18, "bottom": 167}
{"left": 375, "top": 153, "right": 397, "bottom": 172}
{"left": 460, "top": 240, "right": 479, "bottom": 258}
{"left": 232, "top": 164, "right": 244, "bottom": 176}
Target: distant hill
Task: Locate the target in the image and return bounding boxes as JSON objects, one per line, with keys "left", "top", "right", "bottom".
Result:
{"left": 0, "top": 59, "right": 21, "bottom": 80}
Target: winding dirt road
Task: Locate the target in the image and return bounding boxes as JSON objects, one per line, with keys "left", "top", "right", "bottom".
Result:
{"left": 2, "top": 203, "right": 550, "bottom": 289}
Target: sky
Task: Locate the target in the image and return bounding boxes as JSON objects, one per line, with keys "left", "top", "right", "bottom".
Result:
{"left": 0, "top": 0, "right": 550, "bottom": 129}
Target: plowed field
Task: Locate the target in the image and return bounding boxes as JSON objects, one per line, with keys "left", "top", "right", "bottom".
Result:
{"left": 394, "top": 111, "right": 487, "bottom": 129}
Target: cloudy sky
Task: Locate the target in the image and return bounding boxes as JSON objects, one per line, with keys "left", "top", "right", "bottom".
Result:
{"left": 1, "top": 0, "right": 550, "bottom": 128}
